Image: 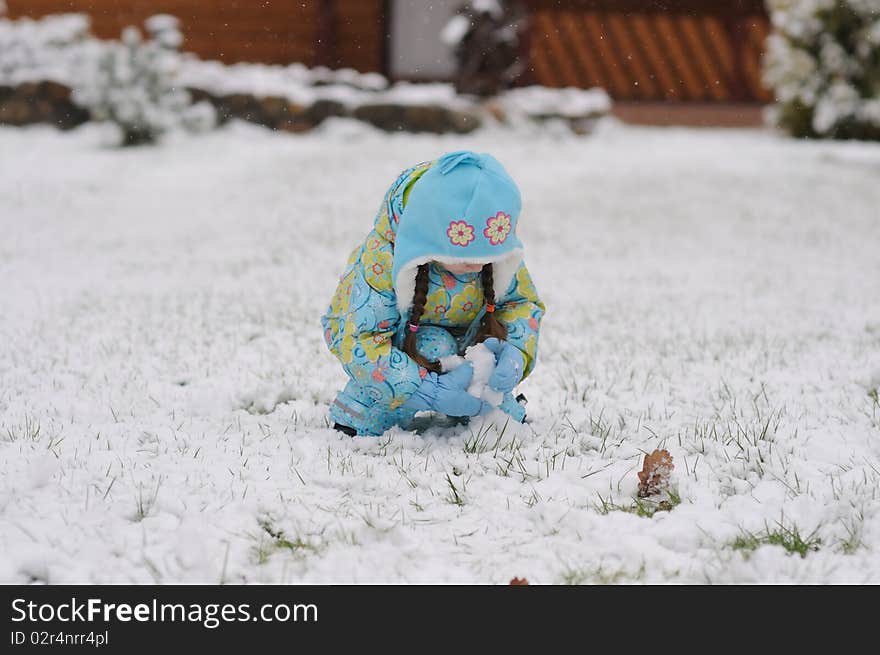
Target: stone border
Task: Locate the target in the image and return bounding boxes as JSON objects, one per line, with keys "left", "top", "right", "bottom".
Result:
{"left": 1, "top": 81, "right": 607, "bottom": 135}
{"left": 188, "top": 88, "right": 483, "bottom": 134}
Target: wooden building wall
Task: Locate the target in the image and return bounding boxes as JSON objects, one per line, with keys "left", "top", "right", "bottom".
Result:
{"left": 6, "top": 0, "right": 771, "bottom": 102}
{"left": 5, "top": 0, "right": 386, "bottom": 71}
{"left": 525, "top": 0, "right": 770, "bottom": 102}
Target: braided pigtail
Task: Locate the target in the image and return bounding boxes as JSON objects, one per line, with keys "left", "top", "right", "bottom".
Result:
{"left": 476, "top": 264, "right": 508, "bottom": 343}
{"left": 403, "top": 264, "right": 442, "bottom": 373}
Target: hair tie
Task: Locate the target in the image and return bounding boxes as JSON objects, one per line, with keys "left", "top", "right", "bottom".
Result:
{"left": 408, "top": 323, "right": 419, "bottom": 332}
{"left": 485, "top": 304, "right": 495, "bottom": 313}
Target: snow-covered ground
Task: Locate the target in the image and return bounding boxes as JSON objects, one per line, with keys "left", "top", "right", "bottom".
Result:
{"left": 1, "top": 118, "right": 879, "bottom": 584}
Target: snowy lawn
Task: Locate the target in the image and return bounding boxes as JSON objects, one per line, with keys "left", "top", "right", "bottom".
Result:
{"left": 1, "top": 118, "right": 879, "bottom": 584}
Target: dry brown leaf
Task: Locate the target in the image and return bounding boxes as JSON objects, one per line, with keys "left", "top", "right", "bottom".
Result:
{"left": 509, "top": 577, "right": 529, "bottom": 585}
{"left": 637, "top": 449, "right": 674, "bottom": 498}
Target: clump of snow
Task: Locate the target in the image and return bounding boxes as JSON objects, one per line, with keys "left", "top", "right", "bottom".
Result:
{"left": 303, "top": 64, "right": 389, "bottom": 91}
{"left": 440, "top": 343, "right": 504, "bottom": 409}
{"left": 377, "top": 81, "right": 475, "bottom": 110}
{"left": 498, "top": 85, "right": 612, "bottom": 119}
{"left": 465, "top": 344, "right": 504, "bottom": 407}
{"left": 175, "top": 59, "right": 390, "bottom": 106}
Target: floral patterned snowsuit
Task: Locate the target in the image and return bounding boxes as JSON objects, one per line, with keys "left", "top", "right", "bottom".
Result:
{"left": 321, "top": 159, "right": 545, "bottom": 436}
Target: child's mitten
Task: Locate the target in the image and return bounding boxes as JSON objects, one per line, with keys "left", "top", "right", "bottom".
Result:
{"left": 402, "top": 362, "right": 491, "bottom": 417}
{"left": 482, "top": 337, "right": 525, "bottom": 393}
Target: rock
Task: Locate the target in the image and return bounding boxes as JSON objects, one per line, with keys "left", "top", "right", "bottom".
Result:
{"left": 0, "top": 95, "right": 32, "bottom": 125}
{"left": 526, "top": 112, "right": 604, "bottom": 136}
{"left": 444, "top": 107, "right": 482, "bottom": 133}
{"left": 568, "top": 116, "right": 600, "bottom": 136}
{"left": 188, "top": 90, "right": 318, "bottom": 132}
{"left": 276, "top": 105, "right": 314, "bottom": 133}
{"left": 39, "top": 80, "right": 71, "bottom": 102}
{"left": 304, "top": 99, "right": 349, "bottom": 125}
{"left": 352, "top": 104, "right": 406, "bottom": 131}
{"left": 259, "top": 96, "right": 287, "bottom": 123}
{"left": 220, "top": 93, "right": 266, "bottom": 125}
{"left": 0, "top": 82, "right": 88, "bottom": 129}
{"left": 353, "top": 103, "right": 481, "bottom": 134}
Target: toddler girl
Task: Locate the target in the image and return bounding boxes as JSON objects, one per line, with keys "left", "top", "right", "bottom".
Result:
{"left": 321, "top": 150, "right": 545, "bottom": 436}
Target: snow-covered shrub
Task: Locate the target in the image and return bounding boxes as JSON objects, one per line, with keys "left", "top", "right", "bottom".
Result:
{"left": 0, "top": 10, "right": 91, "bottom": 85}
{"left": 442, "top": 0, "right": 529, "bottom": 97}
{"left": 763, "top": 0, "right": 880, "bottom": 140}
{"left": 73, "top": 14, "right": 215, "bottom": 146}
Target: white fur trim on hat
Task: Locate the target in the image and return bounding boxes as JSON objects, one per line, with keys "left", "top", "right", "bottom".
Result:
{"left": 394, "top": 249, "right": 524, "bottom": 315}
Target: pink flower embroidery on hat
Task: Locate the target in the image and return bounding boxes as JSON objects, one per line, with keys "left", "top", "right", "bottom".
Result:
{"left": 484, "top": 212, "right": 512, "bottom": 246}
{"left": 447, "top": 220, "right": 475, "bottom": 247}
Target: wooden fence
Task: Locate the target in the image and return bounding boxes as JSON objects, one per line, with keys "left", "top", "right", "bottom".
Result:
{"left": 525, "top": 0, "right": 771, "bottom": 101}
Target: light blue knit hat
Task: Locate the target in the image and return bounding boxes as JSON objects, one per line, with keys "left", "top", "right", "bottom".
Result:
{"left": 392, "top": 150, "right": 524, "bottom": 313}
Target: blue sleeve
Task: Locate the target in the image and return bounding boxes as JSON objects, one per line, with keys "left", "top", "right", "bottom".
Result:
{"left": 495, "top": 263, "right": 545, "bottom": 378}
